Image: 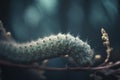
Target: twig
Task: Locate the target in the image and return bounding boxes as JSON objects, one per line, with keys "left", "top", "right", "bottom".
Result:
{"left": 100, "top": 28, "right": 113, "bottom": 65}
{"left": 0, "top": 60, "right": 120, "bottom": 71}
{"left": 0, "top": 20, "right": 11, "bottom": 40}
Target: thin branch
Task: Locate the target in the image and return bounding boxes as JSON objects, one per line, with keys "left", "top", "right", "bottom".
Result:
{"left": 100, "top": 28, "right": 113, "bottom": 66}
{"left": 0, "top": 20, "right": 12, "bottom": 40}
{"left": 0, "top": 60, "right": 120, "bottom": 71}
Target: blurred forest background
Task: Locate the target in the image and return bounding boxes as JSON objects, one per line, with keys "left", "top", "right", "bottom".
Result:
{"left": 0, "top": 0, "right": 120, "bottom": 80}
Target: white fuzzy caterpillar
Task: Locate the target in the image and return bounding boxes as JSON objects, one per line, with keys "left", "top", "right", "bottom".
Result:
{"left": 0, "top": 33, "right": 94, "bottom": 65}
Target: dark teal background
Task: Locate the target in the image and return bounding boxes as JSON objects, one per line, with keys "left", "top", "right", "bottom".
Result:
{"left": 0, "top": 0, "right": 120, "bottom": 80}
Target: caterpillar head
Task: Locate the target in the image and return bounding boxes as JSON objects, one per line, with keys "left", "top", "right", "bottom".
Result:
{"left": 75, "top": 49, "right": 94, "bottom": 66}
{"left": 70, "top": 41, "right": 95, "bottom": 66}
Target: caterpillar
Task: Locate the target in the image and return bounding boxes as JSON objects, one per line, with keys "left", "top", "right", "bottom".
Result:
{"left": 0, "top": 33, "right": 94, "bottom": 66}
